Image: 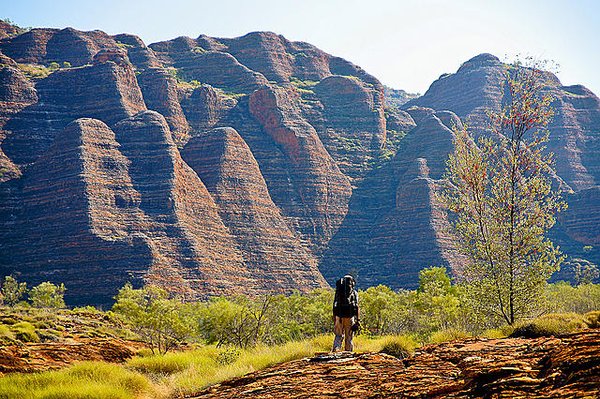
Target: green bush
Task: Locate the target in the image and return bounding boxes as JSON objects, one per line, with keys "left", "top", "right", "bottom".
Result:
{"left": 0, "top": 324, "right": 15, "bottom": 344}
{"left": 584, "top": 310, "right": 600, "bottom": 328}
{"left": 510, "top": 313, "right": 588, "bottom": 338}
{"left": 379, "top": 335, "right": 417, "bottom": 358}
{"left": 29, "top": 282, "right": 66, "bottom": 309}
{"left": 10, "top": 321, "right": 40, "bottom": 343}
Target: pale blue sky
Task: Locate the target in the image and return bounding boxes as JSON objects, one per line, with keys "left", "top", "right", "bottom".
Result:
{"left": 2, "top": 0, "right": 599, "bottom": 95}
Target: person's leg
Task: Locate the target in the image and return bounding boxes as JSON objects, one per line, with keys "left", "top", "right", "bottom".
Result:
{"left": 332, "top": 316, "right": 343, "bottom": 352}
{"left": 343, "top": 317, "right": 354, "bottom": 351}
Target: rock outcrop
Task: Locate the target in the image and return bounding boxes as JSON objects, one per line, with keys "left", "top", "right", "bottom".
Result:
{"left": 1, "top": 22, "right": 599, "bottom": 303}
{"left": 320, "top": 109, "right": 465, "bottom": 288}
{"left": 0, "top": 27, "right": 120, "bottom": 66}
{"left": 249, "top": 86, "right": 352, "bottom": 251}
{"left": 191, "top": 329, "right": 600, "bottom": 399}
{"left": 181, "top": 127, "right": 325, "bottom": 290}
{"left": 2, "top": 57, "right": 146, "bottom": 166}
{"left": 0, "top": 118, "right": 152, "bottom": 305}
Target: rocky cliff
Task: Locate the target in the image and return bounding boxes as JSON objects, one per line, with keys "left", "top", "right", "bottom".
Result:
{"left": 0, "top": 22, "right": 598, "bottom": 304}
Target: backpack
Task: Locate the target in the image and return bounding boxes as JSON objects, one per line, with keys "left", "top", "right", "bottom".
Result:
{"left": 333, "top": 275, "right": 358, "bottom": 318}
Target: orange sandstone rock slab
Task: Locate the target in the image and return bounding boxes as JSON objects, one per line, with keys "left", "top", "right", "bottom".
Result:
{"left": 189, "top": 330, "right": 600, "bottom": 399}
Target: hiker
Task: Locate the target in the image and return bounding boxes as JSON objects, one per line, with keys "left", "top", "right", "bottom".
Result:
{"left": 332, "top": 274, "right": 360, "bottom": 352}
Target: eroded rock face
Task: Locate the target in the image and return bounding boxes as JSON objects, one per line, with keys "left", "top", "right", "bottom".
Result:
{"left": 312, "top": 75, "right": 386, "bottom": 180}
{"left": 0, "top": 62, "right": 37, "bottom": 180}
{"left": 249, "top": 86, "right": 352, "bottom": 252}
{"left": 0, "top": 27, "right": 120, "bottom": 66}
{"left": 113, "top": 111, "right": 256, "bottom": 299}
{"left": 112, "top": 33, "right": 162, "bottom": 70}
{"left": 320, "top": 110, "right": 465, "bottom": 288}
{"left": 181, "top": 127, "right": 326, "bottom": 291}
{"left": 0, "top": 118, "right": 152, "bottom": 305}
{"left": 3, "top": 59, "right": 146, "bottom": 166}
{"left": 1, "top": 25, "right": 599, "bottom": 304}
{"left": 136, "top": 67, "right": 190, "bottom": 144}
{"left": 190, "top": 329, "right": 600, "bottom": 399}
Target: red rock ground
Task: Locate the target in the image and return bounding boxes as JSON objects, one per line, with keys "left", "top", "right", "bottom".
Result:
{"left": 190, "top": 329, "right": 600, "bottom": 399}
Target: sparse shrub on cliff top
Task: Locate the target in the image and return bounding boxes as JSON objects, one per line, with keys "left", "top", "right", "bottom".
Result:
{"left": 1, "top": 276, "right": 27, "bottom": 307}
{"left": 29, "top": 282, "right": 66, "bottom": 309}
{"left": 17, "top": 63, "right": 52, "bottom": 79}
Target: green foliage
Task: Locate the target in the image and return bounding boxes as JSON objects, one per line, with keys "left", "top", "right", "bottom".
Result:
{"left": 115, "top": 41, "right": 133, "bottom": 50}
{"left": 165, "top": 67, "right": 202, "bottom": 89}
{"left": 1, "top": 275, "right": 27, "bottom": 307}
{"left": 0, "top": 361, "right": 154, "bottom": 399}
{"left": 584, "top": 310, "right": 600, "bottom": 328}
{"left": 17, "top": 63, "right": 52, "bottom": 79}
{"left": 510, "top": 313, "right": 588, "bottom": 338}
{"left": 112, "top": 284, "right": 194, "bottom": 354}
{"left": 193, "top": 290, "right": 332, "bottom": 348}
{"left": 379, "top": 335, "right": 417, "bottom": 358}
{"left": 29, "top": 282, "right": 66, "bottom": 309}
{"left": 440, "top": 59, "right": 566, "bottom": 325}
{"left": 48, "top": 62, "right": 60, "bottom": 70}
{"left": 567, "top": 258, "right": 600, "bottom": 285}
{"left": 544, "top": 281, "right": 600, "bottom": 314}
{"left": 62, "top": 61, "right": 72, "bottom": 68}
{"left": 10, "top": 321, "right": 40, "bottom": 342}
{"left": 0, "top": 324, "right": 14, "bottom": 344}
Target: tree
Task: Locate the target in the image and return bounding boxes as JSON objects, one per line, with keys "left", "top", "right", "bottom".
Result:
{"left": 112, "top": 284, "right": 193, "bottom": 354}
{"left": 1, "top": 276, "right": 28, "bottom": 307}
{"left": 440, "top": 59, "right": 567, "bottom": 325}
{"left": 29, "top": 281, "right": 65, "bottom": 308}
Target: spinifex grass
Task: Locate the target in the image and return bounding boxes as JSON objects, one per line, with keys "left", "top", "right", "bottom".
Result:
{"left": 0, "top": 362, "right": 158, "bottom": 399}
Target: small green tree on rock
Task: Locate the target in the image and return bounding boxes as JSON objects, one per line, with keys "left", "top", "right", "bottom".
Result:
{"left": 29, "top": 282, "right": 66, "bottom": 308}
{"left": 440, "top": 59, "right": 567, "bottom": 325}
{"left": 1, "top": 276, "right": 28, "bottom": 307}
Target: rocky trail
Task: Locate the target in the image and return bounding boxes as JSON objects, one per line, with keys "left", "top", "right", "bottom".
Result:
{"left": 190, "top": 329, "right": 600, "bottom": 398}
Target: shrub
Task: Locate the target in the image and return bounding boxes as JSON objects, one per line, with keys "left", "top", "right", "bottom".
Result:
{"left": 583, "top": 310, "right": 600, "bottom": 328}
{"left": 0, "top": 324, "right": 14, "bottom": 344}
{"left": 379, "top": 335, "right": 417, "bottom": 358}
{"left": 112, "top": 284, "right": 194, "bottom": 354}
{"left": 510, "top": 313, "right": 588, "bottom": 338}
{"left": 10, "top": 321, "right": 40, "bottom": 342}
{"left": 480, "top": 326, "right": 513, "bottom": 339}
{"left": 29, "top": 282, "right": 66, "bottom": 308}
{"left": 1, "top": 276, "right": 27, "bottom": 307}
{"left": 16, "top": 63, "right": 51, "bottom": 79}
